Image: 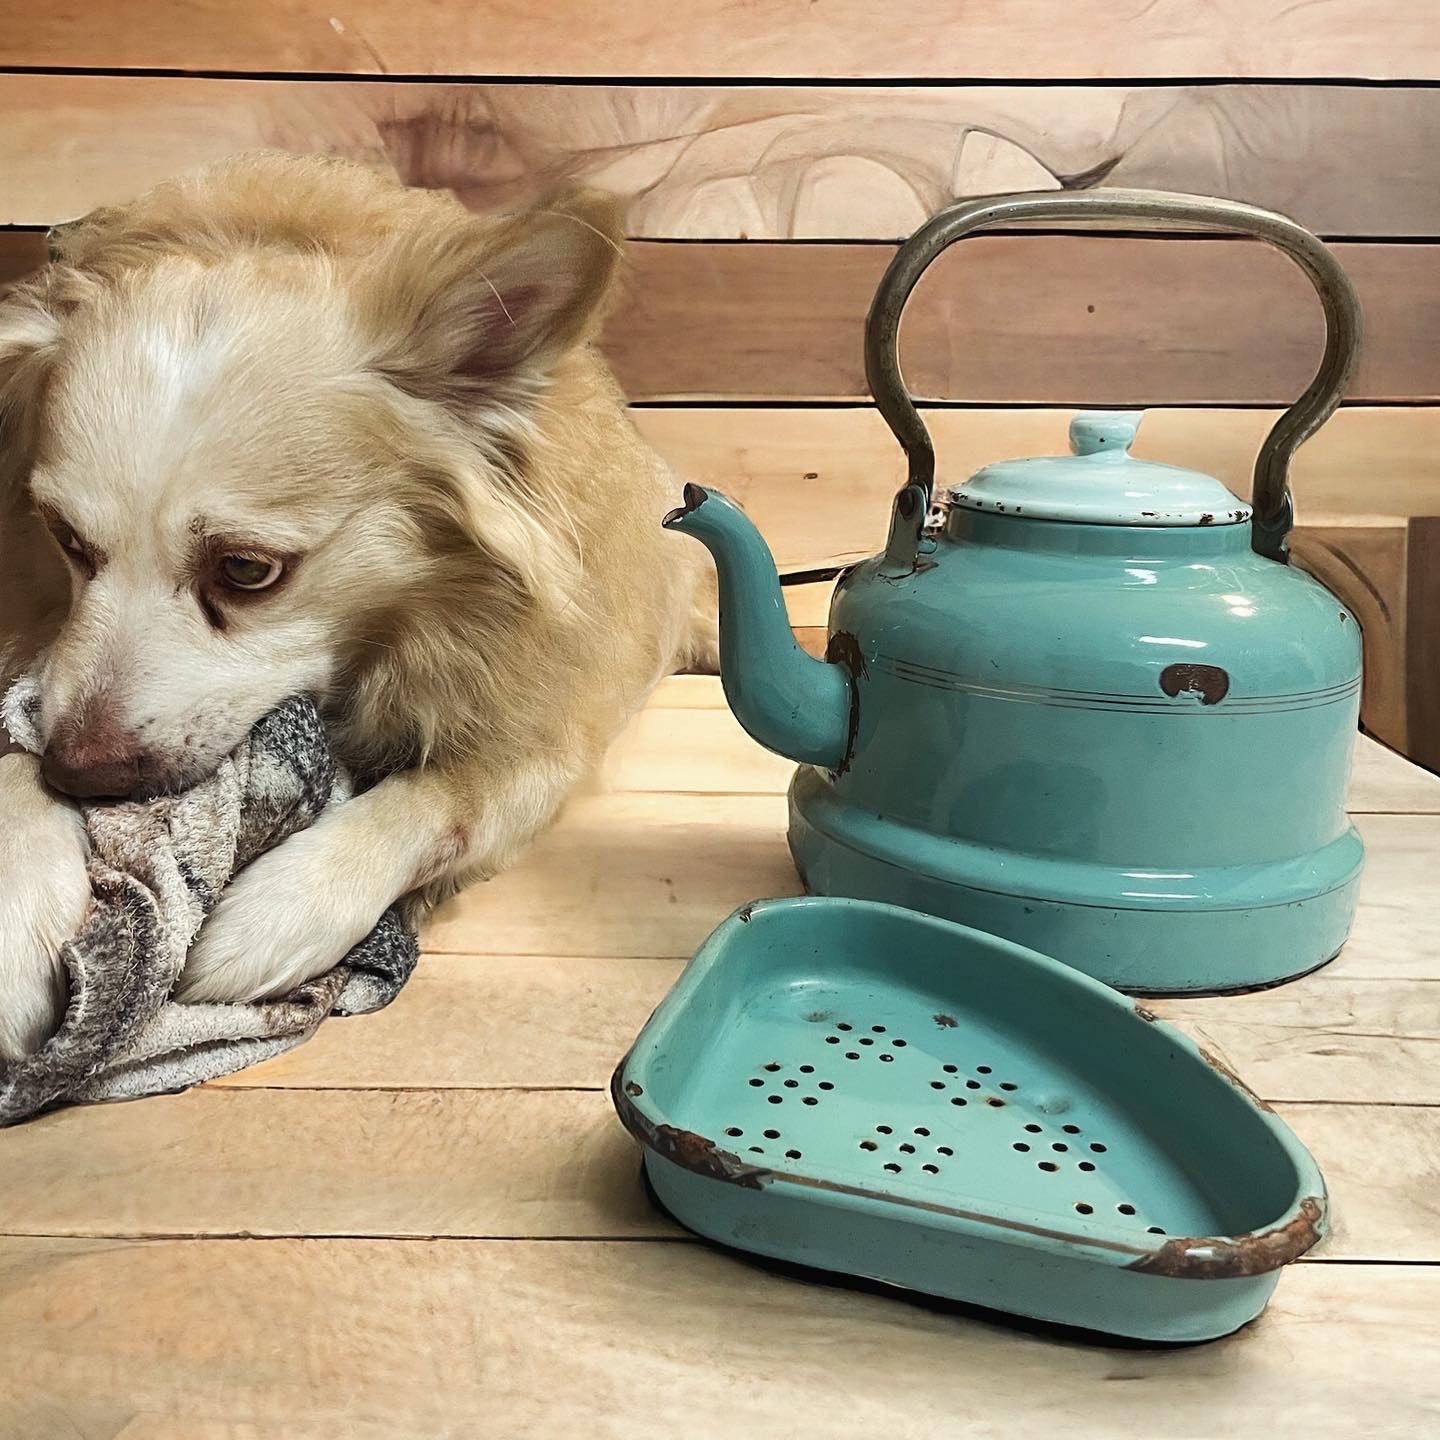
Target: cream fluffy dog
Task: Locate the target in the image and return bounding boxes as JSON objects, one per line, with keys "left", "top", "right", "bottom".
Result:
{"left": 0, "top": 153, "right": 715, "bottom": 1060}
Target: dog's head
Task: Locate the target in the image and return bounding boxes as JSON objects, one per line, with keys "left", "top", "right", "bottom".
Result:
{"left": 0, "top": 157, "right": 622, "bottom": 797}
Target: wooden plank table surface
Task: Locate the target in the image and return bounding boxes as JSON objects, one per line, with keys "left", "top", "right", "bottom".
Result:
{"left": 3, "top": 677, "right": 1438, "bottom": 1438}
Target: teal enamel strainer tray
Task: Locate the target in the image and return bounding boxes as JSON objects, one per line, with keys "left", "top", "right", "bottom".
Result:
{"left": 612, "top": 897, "right": 1326, "bottom": 1343}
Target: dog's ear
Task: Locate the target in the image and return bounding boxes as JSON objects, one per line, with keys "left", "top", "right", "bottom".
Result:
{"left": 0, "top": 281, "right": 64, "bottom": 450}
{"left": 365, "top": 188, "right": 626, "bottom": 408}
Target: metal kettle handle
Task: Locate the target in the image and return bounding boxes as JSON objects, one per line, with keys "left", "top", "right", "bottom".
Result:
{"left": 864, "top": 189, "right": 1363, "bottom": 562}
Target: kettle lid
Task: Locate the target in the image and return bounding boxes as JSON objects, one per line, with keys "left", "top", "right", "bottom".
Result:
{"left": 948, "top": 412, "right": 1252, "bottom": 527}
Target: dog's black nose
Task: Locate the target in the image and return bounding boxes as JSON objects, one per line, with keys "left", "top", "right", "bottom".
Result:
{"left": 40, "top": 733, "right": 146, "bottom": 799}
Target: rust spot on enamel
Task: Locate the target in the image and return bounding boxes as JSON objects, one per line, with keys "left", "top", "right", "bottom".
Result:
{"left": 825, "top": 629, "right": 867, "bottom": 777}
{"left": 610, "top": 1063, "right": 768, "bottom": 1190}
{"left": 1159, "top": 662, "right": 1230, "bottom": 706}
{"left": 1130, "top": 1197, "right": 1324, "bottom": 1279}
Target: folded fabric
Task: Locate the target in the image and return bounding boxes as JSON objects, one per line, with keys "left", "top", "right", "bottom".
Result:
{"left": 0, "top": 687, "right": 418, "bottom": 1125}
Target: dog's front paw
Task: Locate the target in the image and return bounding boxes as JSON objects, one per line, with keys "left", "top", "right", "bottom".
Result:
{"left": 176, "top": 824, "right": 387, "bottom": 1004}
{"left": 0, "top": 754, "right": 89, "bottom": 1061}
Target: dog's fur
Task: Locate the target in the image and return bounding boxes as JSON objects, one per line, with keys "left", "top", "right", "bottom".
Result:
{"left": 0, "top": 152, "right": 715, "bottom": 1059}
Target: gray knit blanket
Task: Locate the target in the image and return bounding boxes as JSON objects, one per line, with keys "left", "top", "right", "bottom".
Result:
{"left": 0, "top": 687, "right": 418, "bottom": 1125}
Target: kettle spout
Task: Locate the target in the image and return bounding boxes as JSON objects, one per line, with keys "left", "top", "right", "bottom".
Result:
{"left": 664, "top": 485, "right": 854, "bottom": 769}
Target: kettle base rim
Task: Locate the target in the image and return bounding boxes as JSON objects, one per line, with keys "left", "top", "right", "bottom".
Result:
{"left": 788, "top": 771, "right": 1362, "bottom": 997}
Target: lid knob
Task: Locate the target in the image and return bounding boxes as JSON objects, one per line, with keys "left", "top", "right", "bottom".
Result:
{"left": 1069, "top": 411, "right": 1141, "bottom": 457}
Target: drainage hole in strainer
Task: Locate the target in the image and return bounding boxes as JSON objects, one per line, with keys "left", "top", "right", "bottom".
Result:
{"left": 922, "top": 1164, "right": 939, "bottom": 1175}
{"left": 1051, "top": 1142, "right": 1068, "bottom": 1152}
{"left": 837, "top": 1023, "right": 853, "bottom": 1032}
{"left": 898, "top": 1143, "right": 916, "bottom": 1154}
{"left": 987, "top": 1098, "right": 1006, "bottom": 1107}
{"left": 999, "top": 1082, "right": 1019, "bottom": 1092}
{"left": 799, "top": 1064, "right": 815, "bottom": 1074}
{"left": 802, "top": 1097, "right": 819, "bottom": 1107}
{"left": 876, "top": 1124, "right": 893, "bottom": 1134}
{"left": 893, "top": 1039, "right": 908, "bottom": 1048}
{"left": 859, "top": 1037, "right": 875, "bottom": 1047}
{"left": 1148, "top": 1226, "right": 1166, "bottom": 1235}
{"left": 786, "top": 1149, "right": 802, "bottom": 1160}
{"left": 825, "top": 1037, "right": 840, "bottom": 1045}
{"left": 914, "top": 1126, "right": 930, "bottom": 1137}
{"left": 1078, "top": 1161, "right": 1096, "bottom": 1172}
{"left": 1038, "top": 1161, "right": 1059, "bottom": 1173}
{"left": 1118, "top": 1203, "right": 1136, "bottom": 1215}
{"left": 1090, "top": 1142, "right": 1108, "bottom": 1153}
{"left": 884, "top": 1163, "right": 902, "bottom": 1174}
{"left": 965, "top": 1080, "right": 981, "bottom": 1090}
{"left": 930, "top": 1081, "right": 946, "bottom": 1091}
{"left": 977, "top": 1065, "right": 992, "bottom": 1074}
{"left": 943, "top": 1064, "right": 959, "bottom": 1074}
{"left": 872, "top": 1025, "right": 887, "bottom": 1033}
{"left": 763, "top": 1128, "right": 780, "bottom": 1139}
{"left": 725, "top": 1127, "right": 743, "bottom": 1137}
{"left": 936, "top": 1146, "right": 954, "bottom": 1157}
{"left": 818, "top": 1081, "right": 835, "bottom": 1091}
{"left": 950, "top": 1097, "right": 968, "bottom": 1108}
{"left": 1075, "top": 1203, "right": 1093, "bottom": 1215}
{"left": 879, "top": 1054, "right": 894, "bottom": 1063}
{"left": 1024, "top": 1124, "right": 1043, "bottom": 1134}
{"left": 764, "top": 1062, "right": 781, "bottom": 1072}
{"left": 845, "top": 1052, "right": 860, "bottom": 1060}
{"left": 860, "top": 1140, "right": 878, "bottom": 1151}
{"left": 784, "top": 1080, "right": 799, "bottom": 1088}
{"left": 768, "top": 1095, "right": 783, "bottom": 1105}
{"left": 748, "top": 1079, "right": 763, "bottom": 1088}
{"left": 1062, "top": 1124, "right": 1081, "bottom": 1134}
{"left": 1013, "top": 1142, "right": 1030, "bottom": 1152}
{"left": 749, "top": 1147, "right": 764, "bottom": 1155}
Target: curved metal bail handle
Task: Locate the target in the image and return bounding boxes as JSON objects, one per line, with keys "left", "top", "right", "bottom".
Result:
{"left": 863, "top": 189, "right": 1362, "bottom": 562}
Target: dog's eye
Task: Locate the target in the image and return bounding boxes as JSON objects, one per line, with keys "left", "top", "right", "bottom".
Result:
{"left": 41, "top": 512, "right": 96, "bottom": 575}
{"left": 218, "top": 555, "right": 283, "bottom": 591}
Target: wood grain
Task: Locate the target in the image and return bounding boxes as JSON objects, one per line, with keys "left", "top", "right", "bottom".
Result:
{"left": 0, "top": 229, "right": 45, "bottom": 289}
{"left": 0, "top": 1089, "right": 1432, "bottom": 1264}
{"left": 199, "top": 946, "right": 1439, "bottom": 1101}
{"left": 423, "top": 791, "right": 796, "bottom": 959}
{"left": 0, "top": 1088, "right": 675, "bottom": 1241}
{"left": 0, "top": 236, "right": 1430, "bottom": 475}
{"left": 1408, "top": 516, "right": 1440, "bottom": 775}
{"left": 1, "top": 78, "right": 1438, "bottom": 237}
{"left": 2, "top": 1, "right": 1433, "bottom": 80}
{"left": 633, "top": 409, "right": 1440, "bottom": 557}
{"left": 2, "top": 1239, "right": 1436, "bottom": 1440}
{"left": 1290, "top": 521, "right": 1412, "bottom": 754}
{"left": 608, "top": 239, "right": 1440, "bottom": 404}
{"left": 417, "top": 781, "right": 1438, "bottom": 973}
{"left": 4, "top": 232, "right": 1429, "bottom": 403}
{"left": 206, "top": 953, "right": 681, "bottom": 1092}
{"left": 178, "top": 774, "right": 1437, "bottom": 1099}
{"left": 1156, "top": 975, "right": 1440, "bottom": 1104}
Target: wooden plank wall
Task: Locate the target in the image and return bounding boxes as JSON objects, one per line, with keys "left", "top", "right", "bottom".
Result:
{"left": 0, "top": 13, "right": 1435, "bottom": 768}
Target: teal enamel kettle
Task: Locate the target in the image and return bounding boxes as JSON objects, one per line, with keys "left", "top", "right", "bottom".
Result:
{"left": 665, "top": 189, "right": 1365, "bottom": 994}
